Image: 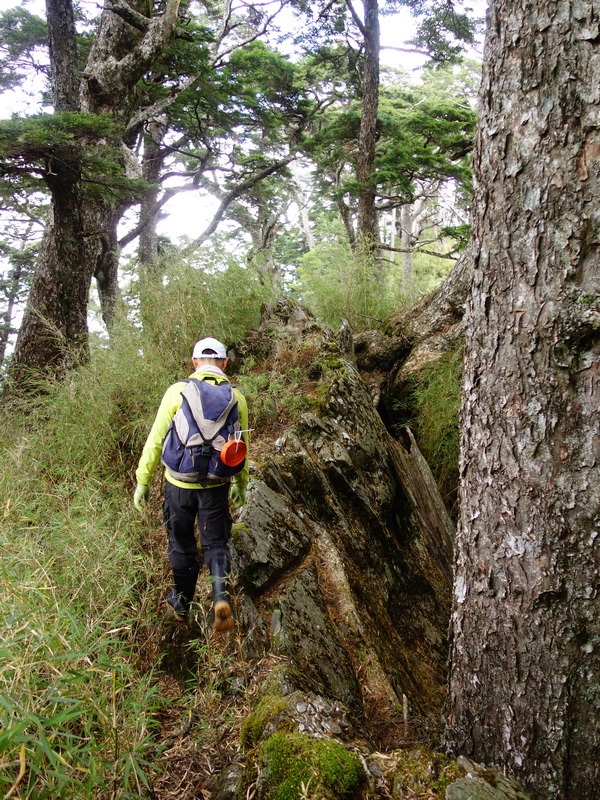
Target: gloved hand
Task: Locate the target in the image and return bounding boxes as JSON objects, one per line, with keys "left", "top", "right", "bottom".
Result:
{"left": 133, "top": 483, "right": 149, "bottom": 512}
{"left": 230, "top": 484, "right": 246, "bottom": 509}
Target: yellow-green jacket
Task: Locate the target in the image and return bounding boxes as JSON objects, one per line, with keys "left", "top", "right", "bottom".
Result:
{"left": 135, "top": 367, "right": 249, "bottom": 491}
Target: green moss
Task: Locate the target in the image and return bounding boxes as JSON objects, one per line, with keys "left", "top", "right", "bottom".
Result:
{"left": 319, "top": 357, "right": 344, "bottom": 371}
{"left": 307, "top": 383, "right": 332, "bottom": 413}
{"left": 410, "top": 345, "right": 463, "bottom": 502}
{"left": 388, "top": 746, "right": 461, "bottom": 798}
{"left": 240, "top": 694, "right": 289, "bottom": 751}
{"left": 260, "top": 732, "right": 365, "bottom": 800}
{"left": 258, "top": 664, "right": 307, "bottom": 699}
{"left": 230, "top": 521, "right": 251, "bottom": 547}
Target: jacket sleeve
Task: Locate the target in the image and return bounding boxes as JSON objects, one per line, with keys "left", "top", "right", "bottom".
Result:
{"left": 232, "top": 388, "right": 250, "bottom": 491}
{"left": 135, "top": 382, "right": 185, "bottom": 486}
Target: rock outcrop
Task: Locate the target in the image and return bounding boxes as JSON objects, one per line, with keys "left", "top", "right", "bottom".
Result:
{"left": 354, "top": 249, "right": 471, "bottom": 425}
{"left": 154, "top": 292, "right": 531, "bottom": 800}
{"left": 225, "top": 299, "right": 457, "bottom": 796}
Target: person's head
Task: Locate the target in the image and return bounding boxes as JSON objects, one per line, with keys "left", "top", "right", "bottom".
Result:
{"left": 192, "top": 337, "right": 228, "bottom": 370}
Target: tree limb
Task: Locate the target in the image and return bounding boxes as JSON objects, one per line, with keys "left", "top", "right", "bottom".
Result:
{"left": 380, "top": 243, "right": 458, "bottom": 260}
{"left": 118, "top": 151, "right": 293, "bottom": 248}
{"left": 213, "top": 0, "right": 287, "bottom": 65}
{"left": 192, "top": 154, "right": 297, "bottom": 246}
{"left": 105, "top": 0, "right": 150, "bottom": 33}
{"left": 381, "top": 44, "right": 432, "bottom": 58}
{"left": 125, "top": 74, "right": 200, "bottom": 134}
{"left": 345, "top": 0, "right": 366, "bottom": 36}
{"left": 106, "top": 0, "right": 193, "bottom": 40}
{"left": 117, "top": 183, "right": 190, "bottom": 247}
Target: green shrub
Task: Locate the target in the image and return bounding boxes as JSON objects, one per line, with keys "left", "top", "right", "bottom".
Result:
{"left": 237, "top": 367, "right": 311, "bottom": 437}
{"left": 295, "top": 219, "right": 459, "bottom": 332}
{"left": 135, "top": 254, "right": 272, "bottom": 363}
{"left": 235, "top": 335, "right": 325, "bottom": 436}
{"left": 297, "top": 239, "right": 396, "bottom": 332}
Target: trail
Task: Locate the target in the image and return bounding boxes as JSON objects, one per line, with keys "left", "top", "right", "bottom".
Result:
{"left": 131, "top": 517, "right": 270, "bottom": 799}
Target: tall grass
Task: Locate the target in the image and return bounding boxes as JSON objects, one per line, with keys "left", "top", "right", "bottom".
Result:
{"left": 295, "top": 221, "right": 458, "bottom": 332}
{"left": 296, "top": 239, "right": 397, "bottom": 331}
{"left": 0, "top": 257, "right": 270, "bottom": 797}
{"left": 0, "top": 432, "right": 164, "bottom": 797}
{"left": 136, "top": 255, "right": 271, "bottom": 366}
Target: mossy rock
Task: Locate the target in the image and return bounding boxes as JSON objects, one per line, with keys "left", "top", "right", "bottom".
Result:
{"left": 445, "top": 757, "right": 532, "bottom": 800}
{"left": 271, "top": 565, "right": 362, "bottom": 712}
{"left": 231, "top": 480, "right": 312, "bottom": 592}
{"left": 380, "top": 745, "right": 461, "bottom": 797}
{"left": 241, "top": 694, "right": 290, "bottom": 751}
{"left": 257, "top": 731, "right": 365, "bottom": 800}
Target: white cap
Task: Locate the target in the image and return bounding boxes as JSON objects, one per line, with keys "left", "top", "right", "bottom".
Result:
{"left": 192, "top": 337, "right": 227, "bottom": 359}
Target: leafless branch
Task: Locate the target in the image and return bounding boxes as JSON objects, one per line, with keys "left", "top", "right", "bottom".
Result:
{"left": 345, "top": 0, "right": 365, "bottom": 36}
{"left": 213, "top": 0, "right": 288, "bottom": 66}
{"left": 192, "top": 154, "right": 297, "bottom": 246}
{"left": 381, "top": 45, "right": 432, "bottom": 58}
{"left": 380, "top": 243, "right": 458, "bottom": 260}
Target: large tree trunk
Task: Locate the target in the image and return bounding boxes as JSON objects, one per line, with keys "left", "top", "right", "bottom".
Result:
{"left": 354, "top": 0, "right": 380, "bottom": 252}
{"left": 6, "top": 0, "right": 181, "bottom": 391}
{"left": 9, "top": 184, "right": 126, "bottom": 389}
{"left": 446, "top": 1, "right": 600, "bottom": 798}
{"left": 7, "top": 0, "right": 92, "bottom": 384}
{"left": 138, "top": 118, "right": 167, "bottom": 331}
{"left": 138, "top": 120, "right": 167, "bottom": 272}
{"left": 9, "top": 154, "right": 91, "bottom": 385}
{"left": 46, "top": 0, "right": 79, "bottom": 112}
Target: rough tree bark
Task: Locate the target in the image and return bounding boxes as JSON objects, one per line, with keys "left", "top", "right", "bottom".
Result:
{"left": 347, "top": 0, "right": 380, "bottom": 252}
{"left": 7, "top": 0, "right": 86, "bottom": 382}
{"left": 138, "top": 117, "right": 168, "bottom": 330}
{"left": 446, "top": 1, "right": 600, "bottom": 798}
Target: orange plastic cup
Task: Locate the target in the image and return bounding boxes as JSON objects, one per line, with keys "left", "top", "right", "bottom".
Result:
{"left": 220, "top": 439, "right": 247, "bottom": 467}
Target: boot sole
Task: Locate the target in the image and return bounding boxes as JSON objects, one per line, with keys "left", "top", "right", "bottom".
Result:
{"left": 213, "top": 600, "right": 234, "bottom": 632}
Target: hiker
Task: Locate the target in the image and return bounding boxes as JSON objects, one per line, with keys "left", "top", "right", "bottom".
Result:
{"left": 133, "top": 337, "right": 248, "bottom": 631}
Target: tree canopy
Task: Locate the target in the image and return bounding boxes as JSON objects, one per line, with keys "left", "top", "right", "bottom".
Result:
{"left": 0, "top": 0, "right": 481, "bottom": 384}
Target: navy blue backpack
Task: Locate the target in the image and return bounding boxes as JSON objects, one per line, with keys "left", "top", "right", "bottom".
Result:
{"left": 161, "top": 378, "right": 245, "bottom": 483}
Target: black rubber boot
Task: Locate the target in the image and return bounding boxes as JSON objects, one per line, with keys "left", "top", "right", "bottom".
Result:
{"left": 168, "top": 567, "right": 199, "bottom": 621}
{"left": 208, "top": 553, "right": 234, "bottom": 633}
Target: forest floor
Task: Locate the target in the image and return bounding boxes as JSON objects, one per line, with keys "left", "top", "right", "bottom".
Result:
{"left": 130, "top": 514, "right": 273, "bottom": 799}
{"left": 130, "top": 408, "right": 447, "bottom": 799}
{"left": 132, "top": 536, "right": 444, "bottom": 799}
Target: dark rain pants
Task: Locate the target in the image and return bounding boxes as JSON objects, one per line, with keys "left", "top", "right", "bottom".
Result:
{"left": 163, "top": 481, "right": 231, "bottom": 611}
